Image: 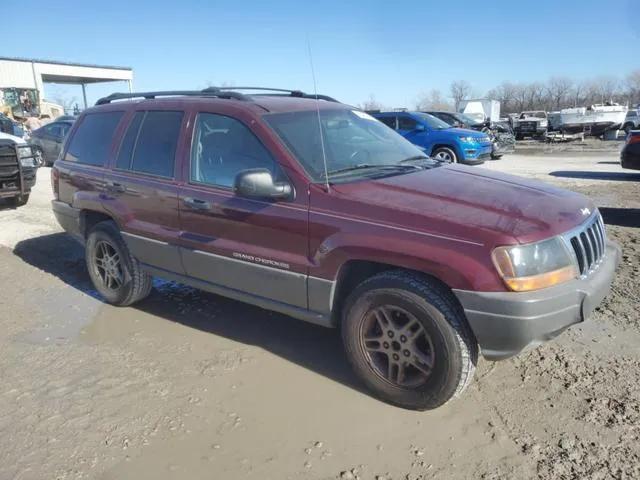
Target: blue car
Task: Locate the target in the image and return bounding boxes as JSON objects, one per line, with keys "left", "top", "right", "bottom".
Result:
{"left": 371, "top": 111, "right": 492, "bottom": 165}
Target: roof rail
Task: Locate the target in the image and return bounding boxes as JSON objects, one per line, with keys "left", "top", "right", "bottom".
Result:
{"left": 95, "top": 88, "right": 249, "bottom": 105}
{"left": 95, "top": 86, "right": 340, "bottom": 106}
{"left": 206, "top": 86, "right": 340, "bottom": 103}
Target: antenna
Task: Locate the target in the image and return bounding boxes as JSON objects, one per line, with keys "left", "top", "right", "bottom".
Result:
{"left": 306, "top": 33, "right": 330, "bottom": 192}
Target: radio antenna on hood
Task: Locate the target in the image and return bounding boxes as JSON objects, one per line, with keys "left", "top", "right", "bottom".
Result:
{"left": 306, "top": 33, "right": 330, "bottom": 192}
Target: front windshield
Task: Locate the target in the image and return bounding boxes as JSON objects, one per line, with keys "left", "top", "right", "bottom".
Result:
{"left": 453, "top": 113, "right": 483, "bottom": 126}
{"left": 264, "top": 109, "right": 437, "bottom": 182}
{"left": 521, "top": 111, "right": 546, "bottom": 119}
{"left": 412, "top": 112, "right": 452, "bottom": 130}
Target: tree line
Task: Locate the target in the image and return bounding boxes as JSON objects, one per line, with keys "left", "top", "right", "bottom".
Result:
{"left": 359, "top": 70, "right": 640, "bottom": 114}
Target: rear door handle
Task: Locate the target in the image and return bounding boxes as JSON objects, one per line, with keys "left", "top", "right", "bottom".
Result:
{"left": 184, "top": 197, "right": 211, "bottom": 210}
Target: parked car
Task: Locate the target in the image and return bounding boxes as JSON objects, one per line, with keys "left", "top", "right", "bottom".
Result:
{"left": 29, "top": 119, "right": 75, "bottom": 166}
{"left": 425, "top": 111, "right": 516, "bottom": 160}
{"left": 622, "top": 110, "right": 640, "bottom": 135}
{"left": 371, "top": 111, "right": 492, "bottom": 164}
{"left": 0, "top": 134, "right": 38, "bottom": 207}
{"left": 511, "top": 111, "right": 548, "bottom": 139}
{"left": 621, "top": 130, "right": 640, "bottom": 170}
{"left": 51, "top": 87, "right": 620, "bottom": 410}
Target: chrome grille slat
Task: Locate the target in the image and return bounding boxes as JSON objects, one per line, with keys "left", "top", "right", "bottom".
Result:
{"left": 564, "top": 211, "right": 607, "bottom": 278}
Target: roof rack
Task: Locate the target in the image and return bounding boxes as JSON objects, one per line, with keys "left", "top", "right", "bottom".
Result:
{"left": 208, "top": 86, "right": 340, "bottom": 103}
{"left": 95, "top": 86, "right": 340, "bottom": 106}
{"left": 95, "top": 88, "right": 249, "bottom": 105}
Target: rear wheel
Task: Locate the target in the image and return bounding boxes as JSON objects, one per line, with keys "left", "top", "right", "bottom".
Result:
{"left": 6, "top": 194, "right": 30, "bottom": 207}
{"left": 341, "top": 271, "right": 478, "bottom": 410}
{"left": 432, "top": 146, "right": 458, "bottom": 164}
{"left": 86, "top": 221, "right": 153, "bottom": 306}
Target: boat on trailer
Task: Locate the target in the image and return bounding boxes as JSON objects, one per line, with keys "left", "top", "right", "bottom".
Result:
{"left": 548, "top": 102, "right": 628, "bottom": 136}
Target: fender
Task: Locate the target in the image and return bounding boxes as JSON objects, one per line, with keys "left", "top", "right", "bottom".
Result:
{"left": 312, "top": 232, "right": 502, "bottom": 293}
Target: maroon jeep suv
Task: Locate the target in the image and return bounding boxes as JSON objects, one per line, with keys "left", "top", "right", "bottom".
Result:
{"left": 51, "top": 87, "right": 620, "bottom": 410}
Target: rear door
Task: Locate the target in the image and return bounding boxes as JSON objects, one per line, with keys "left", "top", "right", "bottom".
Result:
{"left": 102, "top": 108, "right": 188, "bottom": 275}
{"left": 177, "top": 110, "right": 310, "bottom": 308}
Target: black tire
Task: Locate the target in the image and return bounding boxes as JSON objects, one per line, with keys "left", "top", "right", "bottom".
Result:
{"left": 431, "top": 146, "right": 458, "bottom": 164}
{"left": 491, "top": 154, "right": 503, "bottom": 160}
{"left": 85, "top": 220, "right": 153, "bottom": 306}
{"left": 341, "top": 270, "right": 478, "bottom": 410}
{"left": 6, "top": 194, "right": 30, "bottom": 207}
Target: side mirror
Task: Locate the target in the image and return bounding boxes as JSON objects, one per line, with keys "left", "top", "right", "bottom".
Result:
{"left": 234, "top": 169, "right": 293, "bottom": 200}
{"left": 414, "top": 123, "right": 426, "bottom": 132}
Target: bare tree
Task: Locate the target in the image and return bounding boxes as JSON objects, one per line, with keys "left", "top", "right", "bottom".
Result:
{"left": 46, "top": 85, "right": 78, "bottom": 114}
{"left": 546, "top": 76, "right": 574, "bottom": 109}
{"left": 415, "top": 89, "right": 453, "bottom": 111}
{"left": 571, "top": 80, "right": 588, "bottom": 107}
{"left": 626, "top": 70, "right": 640, "bottom": 105}
{"left": 358, "top": 94, "right": 383, "bottom": 111}
{"left": 486, "top": 82, "right": 518, "bottom": 113}
{"left": 449, "top": 80, "right": 472, "bottom": 110}
{"left": 526, "top": 82, "right": 546, "bottom": 110}
{"left": 592, "top": 76, "right": 619, "bottom": 103}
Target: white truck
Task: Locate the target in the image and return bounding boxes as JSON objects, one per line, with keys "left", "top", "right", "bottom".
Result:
{"left": 458, "top": 99, "right": 501, "bottom": 124}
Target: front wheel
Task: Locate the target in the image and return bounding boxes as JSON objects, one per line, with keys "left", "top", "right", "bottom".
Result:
{"left": 431, "top": 146, "right": 458, "bottom": 164}
{"left": 32, "top": 146, "right": 45, "bottom": 166}
{"left": 86, "top": 221, "right": 153, "bottom": 306}
{"left": 341, "top": 271, "right": 478, "bottom": 410}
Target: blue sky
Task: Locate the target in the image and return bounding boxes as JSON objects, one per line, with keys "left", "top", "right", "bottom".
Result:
{"left": 3, "top": 0, "right": 638, "bottom": 110}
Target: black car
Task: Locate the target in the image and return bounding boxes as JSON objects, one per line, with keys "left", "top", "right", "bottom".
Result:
{"left": 621, "top": 130, "right": 640, "bottom": 170}
{"left": 29, "top": 119, "right": 74, "bottom": 166}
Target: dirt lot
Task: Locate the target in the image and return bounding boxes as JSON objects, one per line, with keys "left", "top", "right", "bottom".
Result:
{"left": 1, "top": 153, "right": 639, "bottom": 480}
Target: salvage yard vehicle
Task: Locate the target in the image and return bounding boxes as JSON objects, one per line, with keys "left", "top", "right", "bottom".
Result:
{"left": 371, "top": 111, "right": 492, "bottom": 164}
{"left": 425, "top": 111, "right": 516, "bottom": 160}
{"left": 622, "top": 110, "right": 640, "bottom": 135}
{"left": 51, "top": 87, "right": 620, "bottom": 410}
{"left": 620, "top": 130, "right": 640, "bottom": 170}
{"left": 29, "top": 118, "right": 75, "bottom": 166}
{"left": 0, "top": 136, "right": 38, "bottom": 207}
{"left": 511, "top": 111, "right": 548, "bottom": 139}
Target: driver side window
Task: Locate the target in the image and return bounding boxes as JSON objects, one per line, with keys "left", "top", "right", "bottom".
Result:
{"left": 398, "top": 116, "right": 418, "bottom": 131}
{"left": 190, "top": 113, "right": 283, "bottom": 188}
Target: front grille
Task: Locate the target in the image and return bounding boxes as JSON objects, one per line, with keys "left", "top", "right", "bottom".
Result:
{"left": 565, "top": 212, "right": 607, "bottom": 277}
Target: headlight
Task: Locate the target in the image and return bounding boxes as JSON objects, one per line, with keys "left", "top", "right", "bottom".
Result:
{"left": 492, "top": 237, "right": 577, "bottom": 292}
{"left": 458, "top": 136, "right": 477, "bottom": 143}
{"left": 20, "top": 157, "right": 37, "bottom": 168}
{"left": 540, "top": 120, "right": 548, "bottom": 127}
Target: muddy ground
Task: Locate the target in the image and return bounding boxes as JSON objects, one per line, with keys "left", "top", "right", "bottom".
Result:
{"left": 0, "top": 153, "right": 639, "bottom": 480}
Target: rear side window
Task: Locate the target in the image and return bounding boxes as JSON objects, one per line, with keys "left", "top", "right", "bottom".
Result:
{"left": 120, "top": 111, "right": 183, "bottom": 178}
{"left": 115, "top": 112, "right": 145, "bottom": 170}
{"left": 377, "top": 116, "right": 396, "bottom": 129}
{"left": 64, "top": 112, "right": 124, "bottom": 165}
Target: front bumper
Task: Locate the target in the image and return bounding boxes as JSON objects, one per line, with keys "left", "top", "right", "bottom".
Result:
{"left": 453, "top": 240, "right": 621, "bottom": 361}
{"left": 461, "top": 144, "right": 492, "bottom": 164}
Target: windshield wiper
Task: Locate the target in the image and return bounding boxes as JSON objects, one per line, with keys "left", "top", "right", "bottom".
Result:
{"left": 399, "top": 155, "right": 430, "bottom": 163}
{"left": 322, "top": 163, "right": 421, "bottom": 178}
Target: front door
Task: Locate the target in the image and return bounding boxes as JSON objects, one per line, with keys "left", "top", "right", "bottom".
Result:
{"left": 102, "top": 109, "right": 187, "bottom": 275}
{"left": 178, "top": 111, "right": 310, "bottom": 309}
{"left": 397, "top": 114, "right": 429, "bottom": 148}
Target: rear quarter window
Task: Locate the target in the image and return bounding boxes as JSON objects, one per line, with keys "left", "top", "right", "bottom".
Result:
{"left": 64, "top": 111, "right": 124, "bottom": 166}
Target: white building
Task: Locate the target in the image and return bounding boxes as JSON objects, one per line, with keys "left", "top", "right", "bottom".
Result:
{"left": 0, "top": 56, "right": 133, "bottom": 117}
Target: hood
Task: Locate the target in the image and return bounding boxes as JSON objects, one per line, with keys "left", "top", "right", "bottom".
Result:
{"left": 332, "top": 164, "right": 594, "bottom": 245}
{"left": 439, "top": 127, "right": 487, "bottom": 137}
{"left": 0, "top": 132, "right": 26, "bottom": 144}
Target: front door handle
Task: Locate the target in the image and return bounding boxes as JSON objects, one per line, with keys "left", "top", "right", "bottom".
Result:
{"left": 184, "top": 197, "right": 211, "bottom": 210}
